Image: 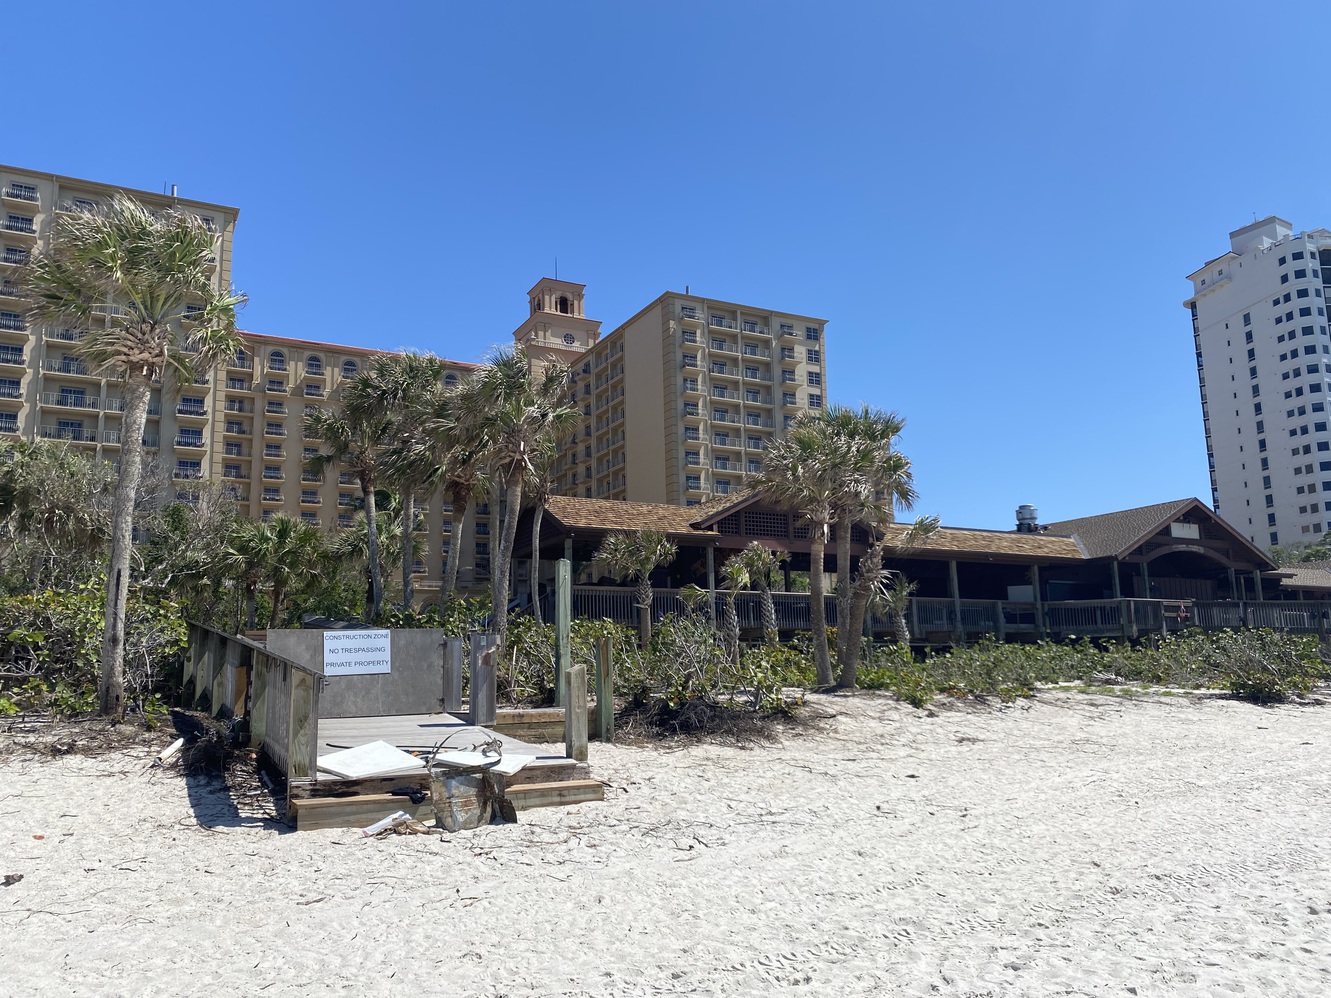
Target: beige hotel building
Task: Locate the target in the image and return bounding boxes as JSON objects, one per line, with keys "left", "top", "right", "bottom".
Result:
{"left": 0, "top": 165, "right": 830, "bottom": 599}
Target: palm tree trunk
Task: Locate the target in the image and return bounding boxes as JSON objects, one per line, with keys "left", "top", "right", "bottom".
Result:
{"left": 492, "top": 477, "right": 523, "bottom": 646}
{"left": 809, "top": 525, "right": 833, "bottom": 687}
{"left": 835, "top": 511, "right": 853, "bottom": 670}
{"left": 99, "top": 377, "right": 151, "bottom": 719}
{"left": 530, "top": 502, "right": 545, "bottom": 626}
{"left": 269, "top": 584, "right": 286, "bottom": 628}
{"left": 758, "top": 576, "right": 778, "bottom": 646}
{"left": 244, "top": 580, "right": 258, "bottom": 631}
{"left": 400, "top": 492, "right": 415, "bottom": 612}
{"left": 361, "top": 475, "right": 383, "bottom": 622}
{"left": 725, "top": 592, "right": 740, "bottom": 665}
{"left": 636, "top": 578, "right": 653, "bottom": 648}
{"left": 442, "top": 492, "right": 470, "bottom": 597}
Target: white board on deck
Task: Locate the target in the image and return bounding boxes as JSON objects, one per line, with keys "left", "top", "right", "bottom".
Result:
{"left": 431, "top": 751, "right": 535, "bottom": 776}
{"left": 317, "top": 740, "right": 426, "bottom": 779}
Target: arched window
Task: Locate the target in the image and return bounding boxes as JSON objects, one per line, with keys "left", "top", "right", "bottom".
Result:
{"left": 533, "top": 297, "right": 543, "bottom": 312}
{"left": 342, "top": 359, "right": 358, "bottom": 379}
{"left": 234, "top": 347, "right": 247, "bottom": 366}
{"left": 269, "top": 350, "right": 286, "bottom": 371}
{"left": 557, "top": 295, "right": 569, "bottom": 314}
{"left": 444, "top": 373, "right": 459, "bottom": 387}
{"left": 306, "top": 354, "right": 323, "bottom": 374}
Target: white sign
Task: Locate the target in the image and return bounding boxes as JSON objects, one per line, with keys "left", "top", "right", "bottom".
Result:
{"left": 323, "top": 629, "right": 392, "bottom": 676}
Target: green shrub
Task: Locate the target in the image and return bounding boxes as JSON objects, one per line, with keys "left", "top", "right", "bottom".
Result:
{"left": 0, "top": 580, "right": 187, "bottom": 717}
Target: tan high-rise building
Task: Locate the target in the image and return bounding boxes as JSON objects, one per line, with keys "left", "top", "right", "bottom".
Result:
{"left": 512, "top": 285, "right": 830, "bottom": 506}
{"left": 1, "top": 164, "right": 833, "bottom": 604}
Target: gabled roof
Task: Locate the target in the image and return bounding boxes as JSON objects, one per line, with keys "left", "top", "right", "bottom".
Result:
{"left": 541, "top": 494, "right": 717, "bottom": 540}
{"left": 689, "top": 487, "right": 760, "bottom": 527}
{"left": 1040, "top": 498, "right": 1276, "bottom": 569}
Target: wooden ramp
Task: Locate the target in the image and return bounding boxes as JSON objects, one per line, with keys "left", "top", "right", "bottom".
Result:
{"left": 286, "top": 712, "right": 602, "bottom": 831}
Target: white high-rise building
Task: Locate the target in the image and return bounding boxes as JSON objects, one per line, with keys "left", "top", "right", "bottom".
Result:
{"left": 1186, "top": 216, "right": 1331, "bottom": 548}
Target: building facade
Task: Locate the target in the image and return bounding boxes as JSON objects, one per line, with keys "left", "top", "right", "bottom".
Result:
{"left": 1, "top": 163, "right": 833, "bottom": 600}
{"left": 514, "top": 283, "right": 830, "bottom": 506}
{"left": 1186, "top": 216, "right": 1331, "bottom": 548}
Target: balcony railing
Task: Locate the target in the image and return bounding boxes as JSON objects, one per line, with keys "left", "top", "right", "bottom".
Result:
{"left": 1, "top": 250, "right": 30, "bottom": 265}
{"left": 49, "top": 328, "right": 86, "bottom": 343}
{"left": 40, "top": 360, "right": 91, "bottom": 376}
{"left": 709, "top": 316, "right": 737, "bottom": 330}
{"left": 176, "top": 404, "right": 208, "bottom": 417}
{"left": 0, "top": 348, "right": 25, "bottom": 366}
{"left": 174, "top": 436, "right": 206, "bottom": 449}
{"left": 39, "top": 426, "right": 95, "bottom": 442}
{"left": 40, "top": 392, "right": 100, "bottom": 410}
{"left": 2, "top": 187, "right": 38, "bottom": 203}
{"left": 0, "top": 315, "right": 25, "bottom": 331}
{"left": 2, "top": 219, "right": 36, "bottom": 236}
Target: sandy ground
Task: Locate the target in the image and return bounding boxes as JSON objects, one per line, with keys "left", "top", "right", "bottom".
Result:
{"left": 2, "top": 691, "right": 1330, "bottom": 997}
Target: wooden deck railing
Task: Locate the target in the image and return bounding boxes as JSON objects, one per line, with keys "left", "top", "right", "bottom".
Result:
{"left": 183, "top": 622, "right": 321, "bottom": 784}
{"left": 558, "top": 589, "right": 1330, "bottom": 643}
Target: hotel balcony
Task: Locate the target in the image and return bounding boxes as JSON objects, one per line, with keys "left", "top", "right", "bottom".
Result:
{"left": 300, "top": 494, "right": 322, "bottom": 506}
{"left": 1, "top": 187, "right": 39, "bottom": 206}
{"left": 171, "top": 469, "right": 205, "bottom": 481}
{"left": 261, "top": 470, "right": 286, "bottom": 482}
{"left": 0, "top": 348, "right": 26, "bottom": 368}
{"left": 223, "top": 399, "right": 253, "bottom": 414}
{"left": 712, "top": 434, "right": 743, "bottom": 450}
{"left": 39, "top": 391, "right": 101, "bottom": 411}
{"left": 228, "top": 356, "right": 254, "bottom": 371}
{"left": 39, "top": 425, "right": 96, "bottom": 443}
{"left": 222, "top": 444, "right": 251, "bottom": 458}
{"left": 260, "top": 491, "right": 284, "bottom": 504}
{"left": 222, "top": 470, "right": 251, "bottom": 481}
{"left": 263, "top": 425, "right": 287, "bottom": 438}
{"left": 678, "top": 307, "right": 704, "bottom": 325}
{"left": 711, "top": 411, "right": 742, "bottom": 425}
{"left": 681, "top": 381, "right": 704, "bottom": 397}
{"left": 741, "top": 345, "right": 772, "bottom": 358}
{"left": 40, "top": 359, "right": 98, "bottom": 379}
{"left": 176, "top": 403, "right": 209, "bottom": 419}
{"left": 740, "top": 323, "right": 771, "bottom": 338}
{"left": 0, "top": 282, "right": 22, "bottom": 301}
{"left": 223, "top": 422, "right": 251, "bottom": 436}
{"left": 710, "top": 388, "right": 740, "bottom": 401}
{"left": 1, "top": 218, "right": 37, "bottom": 242}
{"left": 0, "top": 313, "right": 26, "bottom": 332}
{"left": 744, "top": 392, "right": 774, "bottom": 407}
{"left": 710, "top": 341, "right": 739, "bottom": 355}
{"left": 778, "top": 325, "right": 798, "bottom": 339}
{"left": 781, "top": 395, "right": 802, "bottom": 409}
{"left": 708, "top": 315, "right": 737, "bottom": 330}
{"left": 49, "top": 328, "right": 86, "bottom": 343}
{"left": 0, "top": 249, "right": 30, "bottom": 267}
{"left": 682, "top": 405, "right": 704, "bottom": 421}
{"left": 173, "top": 436, "right": 206, "bottom": 450}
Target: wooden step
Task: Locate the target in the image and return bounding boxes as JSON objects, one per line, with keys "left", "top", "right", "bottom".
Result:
{"left": 288, "top": 779, "right": 604, "bottom": 831}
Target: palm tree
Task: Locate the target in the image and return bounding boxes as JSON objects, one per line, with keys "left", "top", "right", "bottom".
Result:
{"left": 844, "top": 515, "right": 938, "bottom": 684}
{"left": 224, "top": 518, "right": 277, "bottom": 631}
{"left": 752, "top": 414, "right": 854, "bottom": 687}
{"left": 824, "top": 405, "right": 901, "bottom": 671}
{"left": 719, "top": 555, "right": 749, "bottom": 664}
{"left": 457, "top": 347, "right": 578, "bottom": 646}
{"left": 734, "top": 541, "right": 782, "bottom": 647}
{"left": 594, "top": 529, "right": 678, "bottom": 648}
{"left": 20, "top": 196, "right": 245, "bottom": 718}
{"left": 305, "top": 403, "right": 393, "bottom": 622}
{"left": 345, "top": 352, "right": 449, "bottom": 611}
{"left": 263, "top": 514, "right": 327, "bottom": 628}
{"left": 524, "top": 439, "right": 559, "bottom": 625}
{"left": 328, "top": 503, "right": 413, "bottom": 616}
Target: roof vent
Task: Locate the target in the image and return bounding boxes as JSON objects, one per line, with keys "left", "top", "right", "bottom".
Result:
{"left": 1016, "top": 504, "right": 1039, "bottom": 533}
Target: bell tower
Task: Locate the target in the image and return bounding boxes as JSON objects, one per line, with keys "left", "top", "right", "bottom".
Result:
{"left": 512, "top": 278, "right": 601, "bottom": 375}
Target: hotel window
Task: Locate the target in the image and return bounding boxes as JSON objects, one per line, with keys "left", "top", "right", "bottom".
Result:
{"left": 806, "top": 349, "right": 821, "bottom": 363}
{"left": 306, "top": 355, "right": 323, "bottom": 374}
{"left": 269, "top": 351, "right": 286, "bottom": 371}
{"left": 805, "top": 326, "right": 819, "bottom": 340}
{"left": 782, "top": 370, "right": 797, "bottom": 383}
{"left": 342, "top": 360, "right": 358, "bottom": 378}
{"left": 685, "top": 475, "right": 701, "bottom": 491}
{"left": 715, "top": 479, "right": 732, "bottom": 494}
{"left": 782, "top": 392, "right": 796, "bottom": 406}
{"left": 808, "top": 372, "right": 822, "bottom": 387}
{"left": 807, "top": 393, "right": 823, "bottom": 409}
{"left": 685, "top": 450, "right": 700, "bottom": 466}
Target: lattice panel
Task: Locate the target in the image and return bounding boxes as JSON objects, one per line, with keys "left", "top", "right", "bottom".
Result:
{"left": 743, "top": 510, "right": 789, "bottom": 538}
{"left": 717, "top": 514, "right": 742, "bottom": 535}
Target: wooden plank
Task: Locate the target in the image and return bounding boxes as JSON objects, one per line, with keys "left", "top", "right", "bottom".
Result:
{"left": 290, "top": 793, "right": 434, "bottom": 832}
{"left": 564, "top": 664, "right": 588, "bottom": 763}
{"left": 494, "top": 708, "right": 564, "bottom": 724}
{"left": 469, "top": 634, "right": 498, "bottom": 726}
{"left": 250, "top": 655, "right": 269, "bottom": 749}
{"left": 442, "top": 637, "right": 464, "bottom": 713}
{"left": 506, "top": 779, "right": 603, "bottom": 810}
{"left": 555, "top": 559, "right": 571, "bottom": 706}
{"left": 594, "top": 635, "right": 614, "bottom": 744}
{"left": 288, "top": 668, "right": 316, "bottom": 782}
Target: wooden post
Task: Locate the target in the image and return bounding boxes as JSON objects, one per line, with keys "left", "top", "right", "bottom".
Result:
{"left": 1110, "top": 560, "right": 1121, "bottom": 600}
{"left": 1252, "top": 570, "right": 1263, "bottom": 603}
{"left": 221, "top": 638, "right": 242, "bottom": 717}
{"left": 250, "top": 654, "right": 269, "bottom": 750}
{"left": 564, "top": 663, "right": 588, "bottom": 763}
{"left": 287, "top": 668, "right": 316, "bottom": 783}
{"left": 555, "top": 558, "right": 571, "bottom": 707}
{"left": 1121, "top": 599, "right": 1137, "bottom": 640}
{"left": 442, "top": 637, "right": 464, "bottom": 713}
{"left": 948, "top": 559, "right": 962, "bottom": 646}
{"left": 182, "top": 624, "right": 198, "bottom": 696}
{"left": 1031, "top": 565, "right": 1045, "bottom": 639}
{"left": 706, "top": 545, "right": 717, "bottom": 628}
{"left": 910, "top": 597, "right": 920, "bottom": 641}
{"left": 564, "top": 536, "right": 573, "bottom": 563}
{"left": 1227, "top": 567, "right": 1238, "bottom": 600}
{"left": 1141, "top": 560, "right": 1151, "bottom": 598}
{"left": 469, "top": 634, "right": 499, "bottom": 726}
{"left": 594, "top": 635, "right": 614, "bottom": 743}
{"left": 993, "top": 600, "right": 1006, "bottom": 642}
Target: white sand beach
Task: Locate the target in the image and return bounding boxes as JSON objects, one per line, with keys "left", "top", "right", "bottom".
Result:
{"left": 3, "top": 691, "right": 1330, "bottom": 997}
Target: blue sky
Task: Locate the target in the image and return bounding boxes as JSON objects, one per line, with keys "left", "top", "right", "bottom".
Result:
{"left": 14, "top": 1, "right": 1331, "bottom": 529}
